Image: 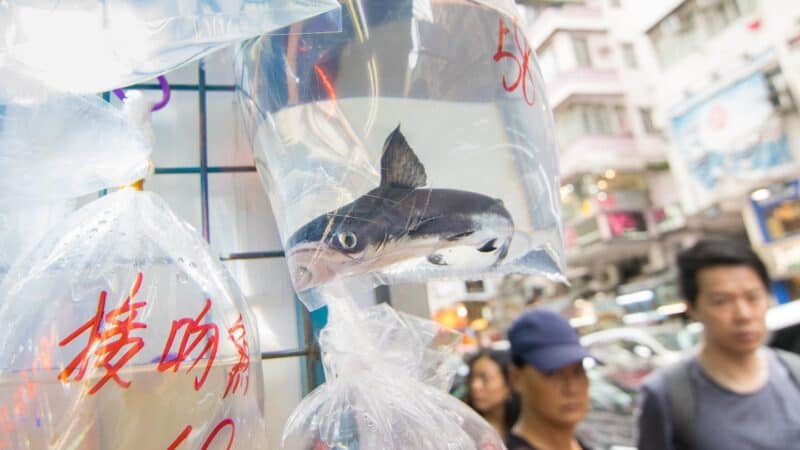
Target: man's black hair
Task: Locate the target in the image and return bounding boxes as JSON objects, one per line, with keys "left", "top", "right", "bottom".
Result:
{"left": 677, "top": 237, "right": 770, "bottom": 306}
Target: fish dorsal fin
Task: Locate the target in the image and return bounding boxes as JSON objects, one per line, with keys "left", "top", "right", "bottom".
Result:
{"left": 380, "top": 125, "right": 427, "bottom": 189}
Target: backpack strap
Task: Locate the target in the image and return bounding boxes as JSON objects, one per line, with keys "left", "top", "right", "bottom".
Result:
{"left": 663, "top": 359, "right": 694, "bottom": 450}
{"left": 774, "top": 348, "right": 800, "bottom": 386}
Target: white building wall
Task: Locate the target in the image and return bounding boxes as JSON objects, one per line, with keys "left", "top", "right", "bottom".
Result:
{"left": 637, "top": 0, "right": 800, "bottom": 216}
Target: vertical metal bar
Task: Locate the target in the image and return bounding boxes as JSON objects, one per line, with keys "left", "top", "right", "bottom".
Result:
{"left": 198, "top": 60, "right": 211, "bottom": 243}
{"left": 296, "top": 298, "right": 316, "bottom": 393}
{"left": 375, "top": 285, "right": 391, "bottom": 305}
{"left": 308, "top": 306, "right": 329, "bottom": 389}
{"left": 304, "top": 306, "right": 317, "bottom": 392}
{"left": 100, "top": 91, "right": 111, "bottom": 198}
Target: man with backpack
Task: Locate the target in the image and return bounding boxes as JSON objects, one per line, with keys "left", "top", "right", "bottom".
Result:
{"left": 637, "top": 238, "right": 800, "bottom": 449}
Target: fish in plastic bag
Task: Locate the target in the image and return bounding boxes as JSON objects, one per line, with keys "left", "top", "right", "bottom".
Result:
{"left": 0, "top": 0, "right": 341, "bottom": 94}
{"left": 286, "top": 126, "right": 515, "bottom": 292}
{"left": 0, "top": 188, "right": 266, "bottom": 449}
{"left": 282, "top": 299, "right": 505, "bottom": 450}
{"left": 236, "top": 0, "right": 564, "bottom": 307}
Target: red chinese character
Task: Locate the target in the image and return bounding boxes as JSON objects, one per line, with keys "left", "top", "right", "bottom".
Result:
{"left": 223, "top": 315, "right": 250, "bottom": 398}
{"left": 203, "top": 419, "right": 235, "bottom": 450}
{"left": 167, "top": 425, "right": 192, "bottom": 450}
{"left": 167, "top": 419, "right": 235, "bottom": 450}
{"left": 312, "top": 439, "right": 331, "bottom": 450}
{"left": 493, "top": 17, "right": 536, "bottom": 106}
{"left": 58, "top": 273, "right": 147, "bottom": 394}
{"left": 157, "top": 298, "right": 219, "bottom": 390}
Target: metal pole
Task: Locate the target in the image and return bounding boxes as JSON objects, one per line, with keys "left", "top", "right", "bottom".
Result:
{"left": 199, "top": 60, "right": 210, "bottom": 243}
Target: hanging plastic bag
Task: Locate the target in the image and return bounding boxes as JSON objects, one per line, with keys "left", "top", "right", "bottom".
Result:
{"left": 282, "top": 299, "right": 505, "bottom": 450}
{"left": 0, "top": 89, "right": 153, "bottom": 285}
{"left": 0, "top": 0, "right": 341, "bottom": 94}
{"left": 0, "top": 200, "right": 76, "bottom": 285}
{"left": 236, "top": 0, "right": 564, "bottom": 308}
{"left": 0, "top": 92, "right": 151, "bottom": 207}
{"left": 0, "top": 188, "right": 265, "bottom": 449}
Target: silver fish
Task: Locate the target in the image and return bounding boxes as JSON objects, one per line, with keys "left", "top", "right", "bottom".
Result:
{"left": 286, "top": 126, "right": 514, "bottom": 291}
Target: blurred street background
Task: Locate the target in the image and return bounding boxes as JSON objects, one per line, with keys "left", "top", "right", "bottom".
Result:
{"left": 404, "top": 1, "right": 800, "bottom": 448}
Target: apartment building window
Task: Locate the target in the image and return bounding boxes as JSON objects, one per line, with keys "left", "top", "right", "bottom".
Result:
{"left": 704, "top": 0, "right": 746, "bottom": 35}
{"left": 621, "top": 43, "right": 638, "bottom": 69}
{"left": 648, "top": 0, "right": 756, "bottom": 68}
{"left": 639, "top": 107, "right": 659, "bottom": 134}
{"left": 557, "top": 103, "right": 623, "bottom": 145}
{"left": 584, "top": 104, "right": 615, "bottom": 134}
{"left": 615, "top": 105, "right": 630, "bottom": 134}
{"left": 572, "top": 35, "right": 592, "bottom": 68}
{"left": 648, "top": 1, "right": 700, "bottom": 68}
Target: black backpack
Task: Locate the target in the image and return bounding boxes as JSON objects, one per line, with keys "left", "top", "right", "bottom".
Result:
{"left": 664, "top": 349, "right": 800, "bottom": 449}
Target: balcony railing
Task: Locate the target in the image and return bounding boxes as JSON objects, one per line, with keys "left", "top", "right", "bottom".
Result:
{"left": 546, "top": 68, "right": 625, "bottom": 109}
{"left": 559, "top": 134, "right": 645, "bottom": 180}
{"left": 527, "top": 6, "right": 606, "bottom": 50}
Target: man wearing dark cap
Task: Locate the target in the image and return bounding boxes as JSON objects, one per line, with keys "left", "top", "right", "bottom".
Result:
{"left": 507, "top": 309, "right": 592, "bottom": 450}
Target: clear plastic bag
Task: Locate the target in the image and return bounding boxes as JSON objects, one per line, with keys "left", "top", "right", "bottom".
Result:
{"left": 0, "top": 188, "right": 265, "bottom": 449}
{"left": 0, "top": 200, "right": 76, "bottom": 284}
{"left": 0, "top": 92, "right": 151, "bottom": 207}
{"left": 0, "top": 89, "right": 153, "bottom": 285}
{"left": 236, "top": 0, "right": 564, "bottom": 307}
{"left": 282, "top": 299, "right": 505, "bottom": 450}
{"left": 0, "top": 0, "right": 341, "bottom": 94}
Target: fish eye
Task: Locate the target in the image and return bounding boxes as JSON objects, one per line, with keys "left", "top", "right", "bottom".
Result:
{"left": 295, "top": 266, "right": 312, "bottom": 285}
{"left": 337, "top": 231, "right": 358, "bottom": 250}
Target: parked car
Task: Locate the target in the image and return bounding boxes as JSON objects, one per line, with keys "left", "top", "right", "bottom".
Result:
{"left": 573, "top": 327, "right": 682, "bottom": 450}
{"left": 581, "top": 327, "right": 683, "bottom": 391}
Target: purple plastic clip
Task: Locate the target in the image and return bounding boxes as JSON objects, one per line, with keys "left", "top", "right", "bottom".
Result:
{"left": 112, "top": 75, "right": 171, "bottom": 112}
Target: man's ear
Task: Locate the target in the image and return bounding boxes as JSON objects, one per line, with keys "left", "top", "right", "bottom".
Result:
{"left": 685, "top": 300, "right": 697, "bottom": 321}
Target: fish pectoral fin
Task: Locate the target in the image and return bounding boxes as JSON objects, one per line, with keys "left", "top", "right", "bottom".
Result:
{"left": 379, "top": 125, "right": 428, "bottom": 189}
{"left": 477, "top": 239, "right": 498, "bottom": 253}
{"left": 427, "top": 253, "right": 448, "bottom": 266}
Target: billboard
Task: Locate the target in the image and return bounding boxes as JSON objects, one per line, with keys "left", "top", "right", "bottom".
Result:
{"left": 670, "top": 72, "right": 794, "bottom": 213}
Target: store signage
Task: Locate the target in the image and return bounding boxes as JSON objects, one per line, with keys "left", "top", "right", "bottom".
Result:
{"left": 751, "top": 179, "right": 800, "bottom": 242}
{"left": 606, "top": 211, "right": 648, "bottom": 238}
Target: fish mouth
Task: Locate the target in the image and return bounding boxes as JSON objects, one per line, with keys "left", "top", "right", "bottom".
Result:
{"left": 286, "top": 243, "right": 351, "bottom": 292}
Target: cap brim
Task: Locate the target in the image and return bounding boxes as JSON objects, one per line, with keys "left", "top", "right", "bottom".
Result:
{"left": 519, "top": 343, "right": 592, "bottom": 373}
